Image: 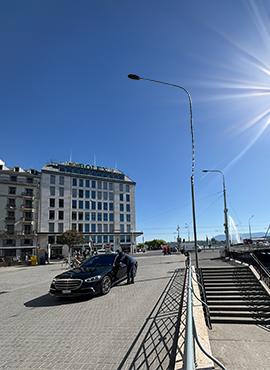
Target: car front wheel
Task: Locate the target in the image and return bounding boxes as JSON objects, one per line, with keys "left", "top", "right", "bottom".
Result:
{"left": 101, "top": 275, "right": 112, "bottom": 295}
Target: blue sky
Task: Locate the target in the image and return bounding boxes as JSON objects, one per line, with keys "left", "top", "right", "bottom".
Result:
{"left": 1, "top": 0, "right": 270, "bottom": 243}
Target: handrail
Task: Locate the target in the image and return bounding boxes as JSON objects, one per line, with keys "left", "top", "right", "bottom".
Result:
{"left": 250, "top": 253, "right": 270, "bottom": 289}
{"left": 195, "top": 269, "right": 212, "bottom": 329}
{"left": 184, "top": 254, "right": 227, "bottom": 370}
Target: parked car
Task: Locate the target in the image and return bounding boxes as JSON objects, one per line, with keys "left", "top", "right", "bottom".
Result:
{"left": 50, "top": 254, "right": 65, "bottom": 260}
{"left": 49, "top": 253, "right": 138, "bottom": 297}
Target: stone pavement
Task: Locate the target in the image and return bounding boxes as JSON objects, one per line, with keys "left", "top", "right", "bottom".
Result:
{"left": 0, "top": 251, "right": 187, "bottom": 370}
{"left": 191, "top": 250, "right": 270, "bottom": 370}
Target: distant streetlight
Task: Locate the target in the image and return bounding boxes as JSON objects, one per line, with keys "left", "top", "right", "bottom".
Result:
{"left": 185, "top": 223, "right": 190, "bottom": 242}
{"left": 128, "top": 74, "right": 199, "bottom": 268}
{"left": 202, "top": 169, "right": 230, "bottom": 253}
{"left": 249, "top": 215, "right": 254, "bottom": 239}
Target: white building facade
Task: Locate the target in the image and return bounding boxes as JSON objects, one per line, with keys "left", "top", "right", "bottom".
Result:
{"left": 0, "top": 159, "right": 40, "bottom": 258}
{"left": 38, "top": 161, "right": 141, "bottom": 257}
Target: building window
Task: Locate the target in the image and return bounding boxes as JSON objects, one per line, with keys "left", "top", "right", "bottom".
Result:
{"left": 50, "top": 187, "right": 55, "bottom": 196}
{"left": 85, "top": 190, "right": 90, "bottom": 198}
{"left": 119, "top": 184, "right": 123, "bottom": 192}
{"left": 109, "top": 224, "right": 114, "bottom": 233}
{"left": 49, "top": 210, "right": 55, "bottom": 220}
{"left": 72, "top": 212, "right": 77, "bottom": 220}
{"left": 97, "top": 202, "right": 102, "bottom": 210}
{"left": 97, "top": 213, "right": 102, "bottom": 221}
{"left": 79, "top": 201, "right": 83, "bottom": 209}
{"left": 50, "top": 198, "right": 55, "bottom": 207}
{"left": 48, "top": 236, "right": 55, "bottom": 244}
{"left": 126, "top": 234, "right": 131, "bottom": 242}
{"left": 109, "top": 183, "right": 113, "bottom": 191}
{"left": 85, "top": 179, "right": 89, "bottom": 188}
{"left": 120, "top": 225, "right": 125, "bottom": 233}
{"left": 97, "top": 235, "right": 102, "bottom": 243}
{"left": 103, "top": 234, "right": 108, "bottom": 242}
{"left": 92, "top": 181, "right": 96, "bottom": 188}
{"left": 126, "top": 214, "right": 131, "bottom": 222}
{"left": 109, "top": 213, "right": 114, "bottom": 222}
{"left": 8, "top": 198, "right": 16, "bottom": 207}
{"left": 59, "top": 187, "right": 64, "bottom": 197}
{"left": 49, "top": 223, "right": 54, "bottom": 232}
{"left": 126, "top": 194, "right": 130, "bottom": 202}
{"left": 50, "top": 175, "right": 55, "bottom": 184}
{"left": 10, "top": 176, "right": 17, "bottom": 182}
{"left": 85, "top": 201, "right": 90, "bottom": 209}
{"left": 109, "top": 192, "right": 113, "bottom": 201}
{"left": 109, "top": 203, "right": 113, "bottom": 211}
{"left": 85, "top": 224, "right": 90, "bottom": 232}
{"left": 59, "top": 199, "right": 64, "bottom": 208}
{"left": 126, "top": 184, "right": 130, "bottom": 192}
{"left": 103, "top": 202, "right": 108, "bottom": 211}
{"left": 91, "top": 191, "right": 96, "bottom": 199}
{"left": 103, "top": 192, "right": 108, "bottom": 200}
{"left": 78, "top": 224, "right": 83, "bottom": 232}
{"left": 72, "top": 189, "right": 77, "bottom": 197}
{"left": 127, "top": 224, "right": 131, "bottom": 232}
{"left": 78, "top": 212, "right": 83, "bottom": 221}
{"left": 103, "top": 213, "right": 108, "bottom": 222}
{"left": 119, "top": 194, "right": 123, "bottom": 201}
{"left": 73, "top": 178, "right": 77, "bottom": 186}
{"left": 103, "top": 182, "right": 107, "bottom": 190}
{"left": 27, "top": 178, "right": 33, "bottom": 184}
{"left": 26, "top": 188, "right": 33, "bottom": 196}
{"left": 79, "top": 189, "right": 84, "bottom": 198}
{"left": 9, "top": 187, "right": 16, "bottom": 194}
{"left": 97, "top": 224, "right": 102, "bottom": 232}
{"left": 59, "top": 176, "right": 64, "bottom": 185}
{"left": 91, "top": 201, "right": 96, "bottom": 210}
{"left": 58, "top": 211, "right": 64, "bottom": 220}
{"left": 120, "top": 214, "right": 124, "bottom": 222}
{"left": 85, "top": 212, "right": 90, "bottom": 221}
{"left": 72, "top": 223, "right": 76, "bottom": 230}
{"left": 91, "top": 212, "right": 96, "bottom": 221}
{"left": 120, "top": 204, "right": 124, "bottom": 212}
{"left": 91, "top": 224, "right": 96, "bottom": 232}
{"left": 98, "top": 181, "right": 102, "bottom": 189}
{"left": 58, "top": 223, "right": 64, "bottom": 232}
{"left": 109, "top": 234, "right": 114, "bottom": 242}
{"left": 79, "top": 179, "right": 84, "bottom": 187}
{"left": 126, "top": 204, "right": 130, "bottom": 212}
{"left": 98, "top": 191, "right": 102, "bottom": 200}
{"left": 72, "top": 200, "right": 77, "bottom": 209}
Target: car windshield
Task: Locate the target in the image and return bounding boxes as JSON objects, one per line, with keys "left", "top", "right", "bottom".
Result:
{"left": 81, "top": 254, "right": 116, "bottom": 267}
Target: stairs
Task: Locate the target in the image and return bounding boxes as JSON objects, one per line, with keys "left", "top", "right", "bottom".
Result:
{"left": 201, "top": 266, "right": 270, "bottom": 324}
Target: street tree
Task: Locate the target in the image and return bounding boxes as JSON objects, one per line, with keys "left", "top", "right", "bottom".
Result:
{"left": 57, "top": 229, "right": 86, "bottom": 260}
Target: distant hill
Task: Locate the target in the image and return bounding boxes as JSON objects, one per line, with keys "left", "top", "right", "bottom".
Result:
{"left": 214, "top": 232, "right": 267, "bottom": 241}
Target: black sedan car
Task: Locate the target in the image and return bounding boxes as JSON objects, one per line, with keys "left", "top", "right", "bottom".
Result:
{"left": 49, "top": 253, "right": 137, "bottom": 297}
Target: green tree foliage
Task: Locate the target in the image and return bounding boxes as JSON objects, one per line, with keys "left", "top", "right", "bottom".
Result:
{"left": 57, "top": 229, "right": 86, "bottom": 260}
{"left": 145, "top": 239, "right": 167, "bottom": 250}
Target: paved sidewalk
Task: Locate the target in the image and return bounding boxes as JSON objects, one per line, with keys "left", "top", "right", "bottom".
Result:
{"left": 0, "top": 251, "right": 186, "bottom": 370}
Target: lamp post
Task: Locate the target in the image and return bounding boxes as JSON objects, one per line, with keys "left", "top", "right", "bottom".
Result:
{"left": 249, "top": 215, "right": 254, "bottom": 239}
{"left": 202, "top": 169, "right": 230, "bottom": 254}
{"left": 128, "top": 74, "right": 199, "bottom": 268}
{"left": 185, "top": 223, "right": 190, "bottom": 242}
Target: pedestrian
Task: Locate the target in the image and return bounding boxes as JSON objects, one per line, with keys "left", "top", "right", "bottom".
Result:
{"left": 116, "top": 250, "right": 136, "bottom": 284}
{"left": 163, "top": 246, "right": 167, "bottom": 255}
{"left": 45, "top": 251, "right": 49, "bottom": 264}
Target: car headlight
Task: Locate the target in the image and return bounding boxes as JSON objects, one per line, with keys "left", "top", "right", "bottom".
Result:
{"left": 85, "top": 275, "right": 102, "bottom": 283}
{"left": 52, "top": 279, "right": 57, "bottom": 285}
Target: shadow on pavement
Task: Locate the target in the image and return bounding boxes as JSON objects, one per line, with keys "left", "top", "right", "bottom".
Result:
{"left": 24, "top": 293, "right": 94, "bottom": 307}
{"left": 117, "top": 267, "right": 187, "bottom": 370}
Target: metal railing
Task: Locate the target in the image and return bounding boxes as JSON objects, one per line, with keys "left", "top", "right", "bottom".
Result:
{"left": 250, "top": 253, "right": 270, "bottom": 289}
{"left": 184, "top": 254, "right": 227, "bottom": 370}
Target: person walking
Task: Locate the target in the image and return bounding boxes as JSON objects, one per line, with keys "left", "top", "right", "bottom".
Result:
{"left": 116, "top": 250, "right": 136, "bottom": 284}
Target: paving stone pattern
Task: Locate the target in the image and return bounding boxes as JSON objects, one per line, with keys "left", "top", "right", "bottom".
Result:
{"left": 0, "top": 252, "right": 186, "bottom": 370}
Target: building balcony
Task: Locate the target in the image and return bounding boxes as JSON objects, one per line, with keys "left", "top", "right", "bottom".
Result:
{"left": 5, "top": 216, "right": 15, "bottom": 222}
{"left": 21, "top": 192, "right": 34, "bottom": 198}
{"left": 6, "top": 204, "right": 16, "bottom": 209}
{"left": 21, "top": 219, "right": 35, "bottom": 225}
{"left": 21, "top": 205, "right": 35, "bottom": 212}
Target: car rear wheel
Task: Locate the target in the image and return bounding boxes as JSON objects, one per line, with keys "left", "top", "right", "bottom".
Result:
{"left": 101, "top": 275, "right": 112, "bottom": 295}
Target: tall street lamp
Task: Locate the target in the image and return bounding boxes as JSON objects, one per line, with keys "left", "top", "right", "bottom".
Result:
{"left": 202, "top": 169, "right": 230, "bottom": 254}
{"left": 249, "top": 215, "right": 254, "bottom": 239}
{"left": 128, "top": 74, "right": 199, "bottom": 268}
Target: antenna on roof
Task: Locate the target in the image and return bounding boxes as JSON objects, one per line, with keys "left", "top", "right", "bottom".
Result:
{"left": 94, "top": 154, "right": 96, "bottom": 166}
{"left": 115, "top": 159, "right": 117, "bottom": 169}
{"left": 70, "top": 150, "right": 72, "bottom": 162}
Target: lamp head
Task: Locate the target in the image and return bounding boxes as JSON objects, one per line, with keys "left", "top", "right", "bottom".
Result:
{"left": 202, "top": 170, "right": 208, "bottom": 173}
{"left": 128, "top": 74, "right": 141, "bottom": 80}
